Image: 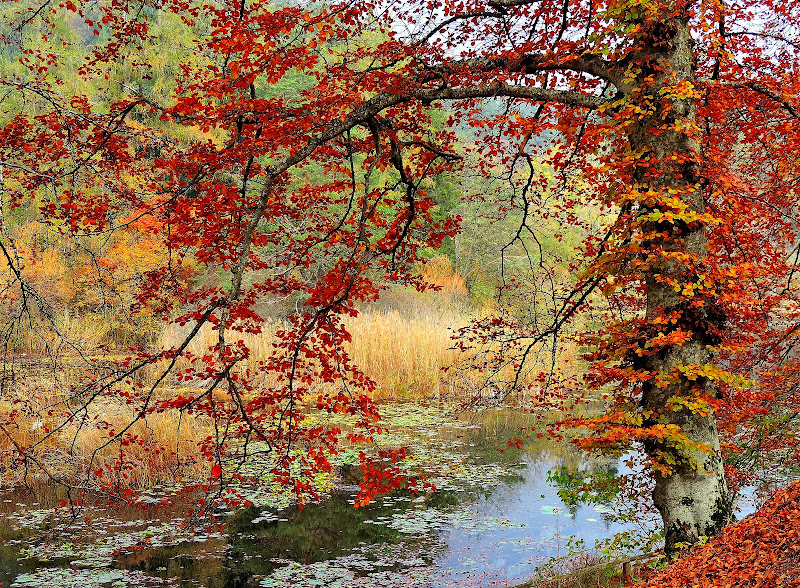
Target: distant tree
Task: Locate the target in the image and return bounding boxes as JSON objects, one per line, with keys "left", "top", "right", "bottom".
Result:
{"left": 2, "top": 0, "right": 799, "bottom": 556}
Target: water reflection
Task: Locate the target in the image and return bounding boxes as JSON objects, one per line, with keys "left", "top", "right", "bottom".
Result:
{"left": 4, "top": 407, "right": 638, "bottom": 588}
{"left": 112, "top": 451, "right": 630, "bottom": 587}
{"left": 426, "top": 451, "right": 628, "bottom": 587}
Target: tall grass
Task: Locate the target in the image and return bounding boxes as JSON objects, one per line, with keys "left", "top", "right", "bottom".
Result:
{"left": 158, "top": 256, "right": 474, "bottom": 400}
{"left": 347, "top": 309, "right": 463, "bottom": 399}
{"left": 159, "top": 300, "right": 467, "bottom": 400}
{"left": 2, "top": 257, "right": 580, "bottom": 488}
{"left": 0, "top": 377, "right": 209, "bottom": 490}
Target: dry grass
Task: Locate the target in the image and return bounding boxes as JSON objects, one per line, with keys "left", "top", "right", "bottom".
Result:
{"left": 345, "top": 309, "right": 463, "bottom": 399}
{"left": 5, "top": 307, "right": 161, "bottom": 357}
{"left": 156, "top": 260, "right": 563, "bottom": 403}
{"left": 160, "top": 258, "right": 475, "bottom": 400}
{"left": 2, "top": 264, "right": 478, "bottom": 487}
{"left": 4, "top": 312, "right": 108, "bottom": 356}
{"left": 1, "top": 257, "right": 582, "bottom": 488}
{"left": 159, "top": 305, "right": 466, "bottom": 400}
{"left": 524, "top": 552, "right": 627, "bottom": 588}
{"left": 0, "top": 374, "right": 209, "bottom": 490}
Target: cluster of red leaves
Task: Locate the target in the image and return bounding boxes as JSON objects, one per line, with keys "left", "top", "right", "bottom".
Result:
{"left": 638, "top": 481, "right": 800, "bottom": 587}
{"left": 2, "top": 0, "right": 800, "bottom": 532}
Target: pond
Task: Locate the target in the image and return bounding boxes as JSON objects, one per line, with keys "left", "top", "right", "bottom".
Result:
{"left": 2, "top": 404, "right": 654, "bottom": 588}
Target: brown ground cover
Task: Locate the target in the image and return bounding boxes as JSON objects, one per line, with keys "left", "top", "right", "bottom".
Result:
{"left": 638, "top": 481, "right": 800, "bottom": 587}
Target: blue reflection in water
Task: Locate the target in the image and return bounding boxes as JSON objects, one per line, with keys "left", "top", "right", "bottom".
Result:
{"left": 427, "top": 452, "right": 634, "bottom": 587}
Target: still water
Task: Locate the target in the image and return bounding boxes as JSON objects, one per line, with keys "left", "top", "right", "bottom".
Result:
{"left": 1, "top": 406, "right": 648, "bottom": 588}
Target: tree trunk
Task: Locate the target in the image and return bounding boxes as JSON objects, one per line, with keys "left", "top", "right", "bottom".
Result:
{"left": 628, "top": 12, "right": 733, "bottom": 554}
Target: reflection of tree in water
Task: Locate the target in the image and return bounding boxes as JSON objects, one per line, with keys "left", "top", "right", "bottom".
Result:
{"left": 0, "top": 527, "right": 47, "bottom": 588}
{"left": 114, "top": 489, "right": 454, "bottom": 586}
{"left": 459, "top": 411, "right": 624, "bottom": 522}
{"left": 5, "top": 408, "right": 632, "bottom": 587}
{"left": 228, "top": 492, "right": 406, "bottom": 565}
{"left": 547, "top": 465, "right": 620, "bottom": 517}
{"left": 115, "top": 540, "right": 233, "bottom": 588}
{"left": 464, "top": 409, "right": 623, "bottom": 508}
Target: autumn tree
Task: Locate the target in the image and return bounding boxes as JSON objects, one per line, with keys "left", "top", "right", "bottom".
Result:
{"left": 2, "top": 0, "right": 800, "bottom": 557}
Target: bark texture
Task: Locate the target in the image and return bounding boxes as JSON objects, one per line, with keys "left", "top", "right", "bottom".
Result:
{"left": 629, "top": 12, "right": 733, "bottom": 554}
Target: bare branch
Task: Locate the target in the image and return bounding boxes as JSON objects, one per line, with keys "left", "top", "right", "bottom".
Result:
{"left": 723, "top": 30, "right": 800, "bottom": 52}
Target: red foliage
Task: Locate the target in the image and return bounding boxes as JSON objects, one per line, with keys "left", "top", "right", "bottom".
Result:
{"left": 638, "top": 481, "right": 800, "bottom": 587}
{"left": 0, "top": 0, "right": 799, "bottom": 549}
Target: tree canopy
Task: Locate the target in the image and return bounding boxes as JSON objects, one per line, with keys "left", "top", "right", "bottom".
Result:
{"left": 2, "top": 0, "right": 800, "bottom": 559}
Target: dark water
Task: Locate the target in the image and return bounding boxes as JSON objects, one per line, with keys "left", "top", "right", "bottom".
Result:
{"left": 1, "top": 408, "right": 657, "bottom": 588}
